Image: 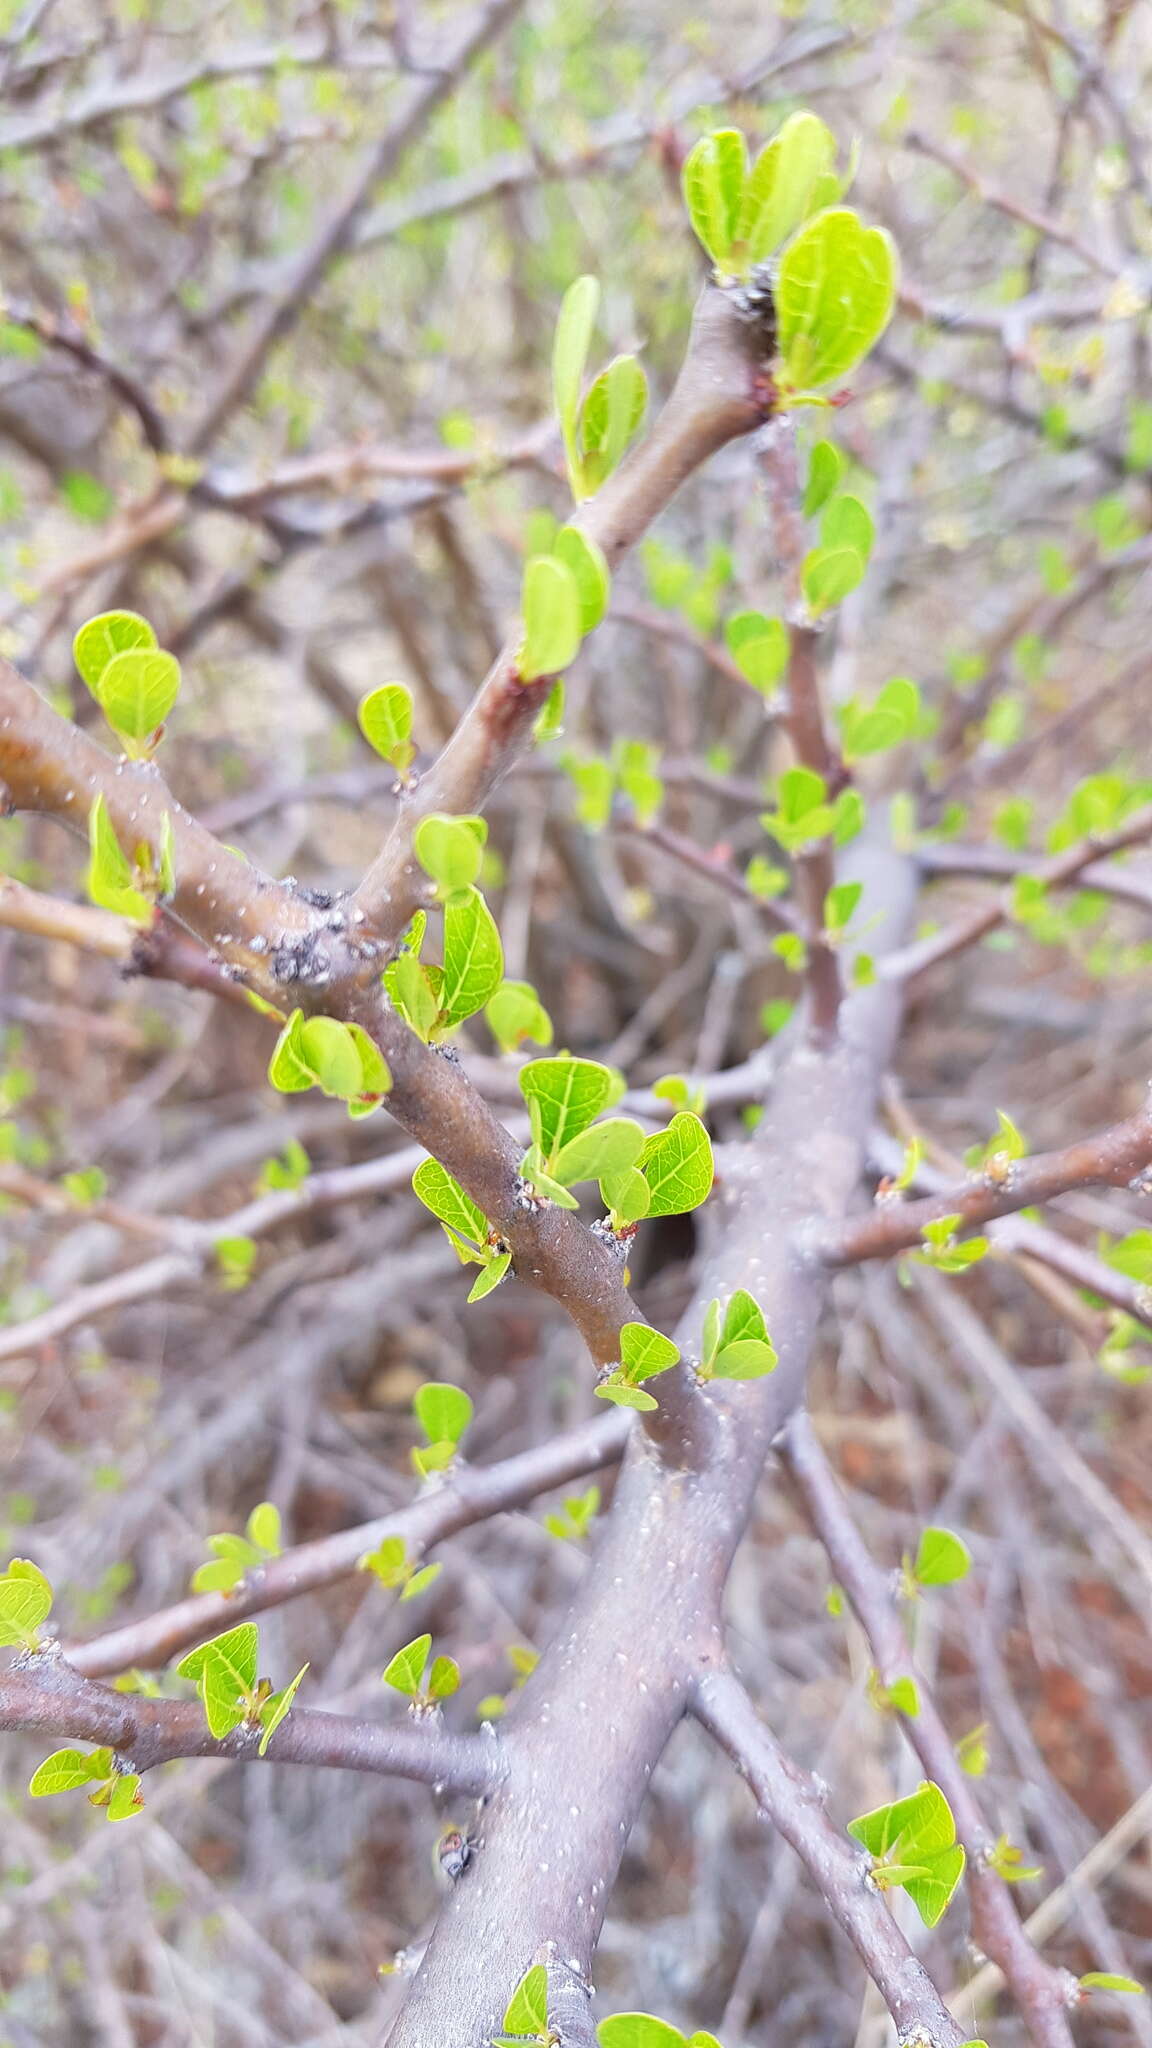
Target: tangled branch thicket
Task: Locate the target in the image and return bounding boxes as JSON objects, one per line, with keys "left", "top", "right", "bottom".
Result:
{"left": 1, "top": 3, "right": 1152, "bottom": 2045}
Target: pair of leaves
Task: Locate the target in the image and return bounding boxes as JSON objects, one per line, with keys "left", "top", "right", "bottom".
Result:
{"left": 359, "top": 1535, "right": 441, "bottom": 1603}
{"left": 776, "top": 207, "right": 898, "bottom": 395}
{"left": 388, "top": 885, "right": 504, "bottom": 1042}
{"left": 915, "top": 1213, "right": 989, "bottom": 1273}
{"left": 29, "top": 1746, "right": 142, "bottom": 1821}
{"left": 0, "top": 1557, "right": 53, "bottom": 1650}
{"left": 552, "top": 275, "right": 647, "bottom": 500}
{"left": 267, "top": 1011, "right": 391, "bottom": 1117}
{"left": 681, "top": 113, "right": 841, "bottom": 276}
{"left": 839, "top": 675, "right": 922, "bottom": 760}
{"left": 801, "top": 495, "right": 876, "bottom": 615}
{"left": 176, "top": 1623, "right": 307, "bottom": 1757}
{"left": 87, "top": 793, "right": 173, "bottom": 923}
{"left": 191, "top": 1501, "right": 282, "bottom": 1595}
{"left": 597, "top": 1322, "right": 681, "bottom": 1413}
{"left": 725, "top": 611, "right": 789, "bottom": 695}
{"left": 486, "top": 978, "right": 553, "bottom": 1055}
{"left": 699, "top": 1291, "right": 777, "bottom": 1381}
{"left": 358, "top": 682, "right": 416, "bottom": 779}
{"left": 906, "top": 1525, "right": 972, "bottom": 1591}
{"left": 411, "top": 1159, "right": 511, "bottom": 1305}
{"left": 519, "top": 525, "right": 611, "bottom": 683}
{"left": 382, "top": 1632, "right": 459, "bottom": 1705}
{"left": 760, "top": 767, "right": 861, "bottom": 854}
{"left": 74, "top": 609, "right": 180, "bottom": 758}
{"left": 543, "top": 1484, "right": 600, "bottom": 1543}
{"left": 848, "top": 1780, "right": 965, "bottom": 1927}
{"left": 517, "top": 1059, "right": 714, "bottom": 1225}
{"left": 411, "top": 1379, "right": 474, "bottom": 1476}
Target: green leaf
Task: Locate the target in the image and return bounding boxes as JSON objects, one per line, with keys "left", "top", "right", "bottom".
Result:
{"left": 803, "top": 438, "right": 844, "bottom": 516}
{"left": 913, "top": 1526, "right": 972, "bottom": 1587}
{"left": 637, "top": 1112, "right": 714, "bottom": 1217}
{"left": 485, "top": 979, "right": 553, "bottom": 1054}
{"left": 503, "top": 1964, "right": 549, "bottom": 2036}
{"left": 96, "top": 649, "right": 181, "bottom": 752}
{"left": 358, "top": 683, "right": 415, "bottom": 775}
{"left": 777, "top": 208, "right": 898, "bottom": 390}
{"left": 741, "top": 110, "right": 837, "bottom": 263}
{"left": 257, "top": 1662, "right": 309, "bottom": 1756}
{"left": 553, "top": 525, "right": 611, "bottom": 631}
{"left": 821, "top": 494, "right": 875, "bottom": 564}
{"left": 520, "top": 555, "right": 583, "bottom": 683}
{"left": 519, "top": 1056, "right": 620, "bottom": 1166}
{"left": 902, "top": 1843, "right": 966, "bottom": 1927}
{"left": 598, "top": 2018, "right": 686, "bottom": 2048}
{"left": 428, "top": 1654, "right": 460, "bottom": 1700}
{"left": 106, "top": 1771, "right": 144, "bottom": 1821}
{"left": 245, "top": 1502, "right": 281, "bottom": 1554}
{"left": 619, "top": 1322, "right": 680, "bottom": 1383}
{"left": 383, "top": 1633, "right": 431, "bottom": 1697}
{"left": 0, "top": 1558, "right": 53, "bottom": 1648}
{"left": 177, "top": 1623, "right": 259, "bottom": 1738}
{"left": 73, "top": 610, "right": 156, "bottom": 695}
{"left": 29, "top": 1747, "right": 110, "bottom": 1796}
{"left": 802, "top": 545, "right": 864, "bottom": 613}
{"left": 848, "top": 1781, "right": 955, "bottom": 1860}
{"left": 709, "top": 1289, "right": 777, "bottom": 1379}
{"left": 595, "top": 1380, "right": 659, "bottom": 1410}
{"left": 725, "top": 611, "right": 788, "bottom": 694}
{"left": 86, "top": 795, "right": 151, "bottom": 923}
{"left": 440, "top": 887, "right": 504, "bottom": 1029}
{"left": 601, "top": 1164, "right": 651, "bottom": 1223}
{"left": 1080, "top": 1975, "right": 1145, "bottom": 1995}
{"left": 824, "top": 880, "right": 863, "bottom": 933}
{"left": 552, "top": 1117, "right": 645, "bottom": 1189}
{"left": 414, "top": 1382, "right": 473, "bottom": 1449}
{"left": 345, "top": 1022, "right": 391, "bottom": 1109}
{"left": 412, "top": 1159, "right": 488, "bottom": 1256}
{"left": 413, "top": 813, "right": 486, "bottom": 896}
{"left": 386, "top": 950, "right": 442, "bottom": 1042}
{"left": 467, "top": 1249, "right": 511, "bottom": 1301}
{"left": 681, "top": 128, "right": 747, "bottom": 271}
{"left": 553, "top": 274, "right": 601, "bottom": 472}
{"left": 578, "top": 355, "right": 647, "bottom": 491}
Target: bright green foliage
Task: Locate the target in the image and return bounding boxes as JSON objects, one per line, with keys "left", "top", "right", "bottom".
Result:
{"left": 73, "top": 609, "right": 180, "bottom": 758}
{"left": 86, "top": 794, "right": 153, "bottom": 923}
{"left": 359, "top": 1535, "right": 441, "bottom": 1602}
{"left": 909, "top": 1526, "right": 972, "bottom": 1590}
{"left": 61, "top": 1165, "right": 107, "bottom": 1205}
{"left": 191, "top": 1501, "right": 282, "bottom": 1595}
{"left": 439, "top": 888, "right": 504, "bottom": 1031}
{"left": 956, "top": 1723, "right": 990, "bottom": 1776}
{"left": 839, "top": 676, "right": 923, "bottom": 760}
{"left": 760, "top": 766, "right": 860, "bottom": 852}
{"left": 868, "top": 1669, "right": 921, "bottom": 1717}
{"left": 267, "top": 1011, "right": 391, "bottom": 1117}
{"left": 747, "top": 861, "right": 787, "bottom": 910}
{"left": 914, "top": 1213, "right": 989, "bottom": 1273}
{"left": 802, "top": 544, "right": 865, "bottom": 614}
{"left": 214, "top": 1234, "right": 256, "bottom": 1290}
{"left": 1080, "top": 1974, "right": 1145, "bottom": 1996}
{"left": 544, "top": 1484, "right": 600, "bottom": 1542}
{"left": 988, "top": 1834, "right": 1044, "bottom": 1883}
{"left": 553, "top": 274, "right": 601, "bottom": 488}
{"left": 492, "top": 1963, "right": 551, "bottom": 2047}
{"left": 633, "top": 1113, "right": 714, "bottom": 1218}
{"left": 410, "top": 1159, "right": 511, "bottom": 1302}
{"left": 725, "top": 610, "right": 788, "bottom": 694}
{"left": 681, "top": 113, "right": 840, "bottom": 276}
{"left": 519, "top": 555, "right": 583, "bottom": 681}
{"left": 29, "top": 1746, "right": 143, "bottom": 1821}
{"left": 519, "top": 1055, "right": 623, "bottom": 1188}
{"left": 823, "top": 880, "right": 862, "bottom": 936}
{"left": 803, "top": 438, "right": 844, "bottom": 515}
{"left": 699, "top": 1290, "right": 777, "bottom": 1381}
{"left": 776, "top": 208, "right": 898, "bottom": 392}
{"left": 485, "top": 979, "right": 553, "bottom": 1054}
{"left": 553, "top": 526, "right": 611, "bottom": 633}
{"left": 410, "top": 1379, "right": 474, "bottom": 1477}
{"left": 652, "top": 1074, "right": 706, "bottom": 1116}
{"left": 551, "top": 275, "right": 647, "bottom": 500}
{"left": 848, "top": 1780, "right": 966, "bottom": 1927}
{"left": 615, "top": 739, "right": 664, "bottom": 827}
{"left": 642, "top": 537, "right": 732, "bottom": 634}
{"left": 0, "top": 1558, "right": 53, "bottom": 1649}
{"left": 382, "top": 1632, "right": 459, "bottom": 1706}
{"left": 598, "top": 2017, "right": 721, "bottom": 2048}
{"left": 822, "top": 493, "right": 875, "bottom": 563}
{"left": 358, "top": 683, "right": 416, "bottom": 779}
{"left": 969, "top": 1109, "right": 1027, "bottom": 1178}
{"left": 177, "top": 1624, "right": 307, "bottom": 1753}
{"left": 596, "top": 1322, "right": 681, "bottom": 1411}
{"left": 257, "top": 1138, "right": 310, "bottom": 1193}
{"left": 995, "top": 796, "right": 1033, "bottom": 850}
{"left": 412, "top": 813, "right": 487, "bottom": 898}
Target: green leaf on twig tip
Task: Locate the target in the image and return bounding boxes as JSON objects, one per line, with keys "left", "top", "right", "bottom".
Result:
{"left": 267, "top": 1012, "right": 391, "bottom": 1115}
{"left": 725, "top": 610, "right": 788, "bottom": 694}
{"left": 839, "top": 675, "right": 922, "bottom": 760}
{"left": 740, "top": 110, "right": 838, "bottom": 264}
{"left": 412, "top": 812, "right": 486, "bottom": 897}
{"left": 177, "top": 1623, "right": 260, "bottom": 1738}
{"left": 191, "top": 1501, "right": 281, "bottom": 1594}
{"left": 595, "top": 1380, "right": 659, "bottom": 1411}
{"left": 553, "top": 525, "right": 611, "bottom": 632}
{"left": 257, "top": 1661, "right": 308, "bottom": 1756}
{"left": 848, "top": 1780, "right": 965, "bottom": 1927}
{"left": 652, "top": 1074, "right": 706, "bottom": 1115}
{"left": 803, "top": 438, "right": 844, "bottom": 515}
{"left": 988, "top": 1834, "right": 1044, "bottom": 1884}
{"left": 912, "top": 1526, "right": 972, "bottom": 1588}
{"left": 1079, "top": 1975, "right": 1145, "bottom": 1996}
{"left": 636, "top": 1112, "right": 713, "bottom": 1217}
{"left": 821, "top": 493, "right": 875, "bottom": 564}
{"left": 73, "top": 609, "right": 156, "bottom": 695}
{"left": 681, "top": 126, "right": 748, "bottom": 273}
{"left": 0, "top": 1557, "right": 53, "bottom": 1649}
{"left": 498, "top": 1964, "right": 550, "bottom": 2041}
{"left": 86, "top": 795, "right": 152, "bottom": 923}
{"left": 97, "top": 649, "right": 181, "bottom": 755}
{"left": 552, "top": 1117, "right": 646, "bottom": 1190}
{"left": 578, "top": 354, "right": 647, "bottom": 493}
{"left": 412, "top": 1159, "right": 488, "bottom": 1258}
{"left": 544, "top": 1484, "right": 600, "bottom": 1543}
{"left": 777, "top": 208, "right": 898, "bottom": 391}
{"left": 519, "top": 554, "right": 583, "bottom": 682}
{"left": 553, "top": 274, "right": 600, "bottom": 490}
{"left": 598, "top": 2016, "right": 689, "bottom": 2048}
{"left": 824, "top": 880, "right": 862, "bottom": 935}
{"left": 29, "top": 1747, "right": 114, "bottom": 1797}
{"left": 619, "top": 1323, "right": 680, "bottom": 1383}
{"left": 914, "top": 1213, "right": 989, "bottom": 1273}
{"left": 467, "top": 1249, "right": 512, "bottom": 1301}
{"left": 485, "top": 979, "right": 553, "bottom": 1055}
{"left": 802, "top": 544, "right": 864, "bottom": 614}
{"left": 699, "top": 1289, "right": 777, "bottom": 1381}
{"left": 414, "top": 1382, "right": 473, "bottom": 1451}
{"left": 382, "top": 1633, "right": 430, "bottom": 1698}
{"left": 385, "top": 948, "right": 442, "bottom": 1043}
{"left": 519, "top": 1056, "right": 622, "bottom": 1168}
{"left": 868, "top": 1670, "right": 921, "bottom": 1717}
{"left": 440, "top": 887, "right": 504, "bottom": 1030}
{"left": 358, "top": 683, "right": 416, "bottom": 778}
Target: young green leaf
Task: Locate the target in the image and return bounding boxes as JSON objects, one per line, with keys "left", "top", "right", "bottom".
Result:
{"left": 551, "top": 1117, "right": 645, "bottom": 1189}
{"left": 485, "top": 979, "right": 553, "bottom": 1055}
{"left": 619, "top": 1322, "right": 680, "bottom": 1383}
{"left": 86, "top": 795, "right": 151, "bottom": 923}
{"left": 97, "top": 649, "right": 181, "bottom": 753}
{"left": 414, "top": 1382, "right": 473, "bottom": 1449}
{"left": 579, "top": 355, "right": 648, "bottom": 492}
{"left": 502, "top": 1964, "right": 549, "bottom": 2037}
{"left": 1080, "top": 1975, "right": 1145, "bottom": 1996}
{"left": 177, "top": 1623, "right": 259, "bottom": 1739}
{"left": 681, "top": 128, "right": 748, "bottom": 271}
{"left": 821, "top": 494, "right": 875, "bottom": 564}
{"left": 519, "top": 555, "right": 583, "bottom": 682}
{"left": 725, "top": 611, "right": 788, "bottom": 694}
{"left": 413, "top": 813, "right": 486, "bottom": 897}
{"left": 73, "top": 609, "right": 156, "bottom": 695}
{"left": 382, "top": 1633, "right": 431, "bottom": 1697}
{"left": 257, "top": 1662, "right": 308, "bottom": 1757}
{"left": 411, "top": 1159, "right": 489, "bottom": 1258}
{"left": 519, "top": 1056, "right": 621, "bottom": 1165}
{"left": 467, "top": 1249, "right": 511, "bottom": 1301}
{"left": 595, "top": 1379, "right": 659, "bottom": 1411}
{"left": 29, "top": 1747, "right": 111, "bottom": 1796}
{"left": 428, "top": 1654, "right": 460, "bottom": 1700}
{"left": 440, "top": 887, "right": 504, "bottom": 1029}
{"left": 636, "top": 1112, "right": 714, "bottom": 1217}
{"left": 598, "top": 2018, "right": 687, "bottom": 2048}
{"left": 707, "top": 1289, "right": 778, "bottom": 1379}
{"left": 105, "top": 1772, "right": 144, "bottom": 1820}
{"left": 0, "top": 1558, "right": 53, "bottom": 1649}
{"left": 358, "top": 683, "right": 415, "bottom": 776}
{"left": 553, "top": 525, "right": 611, "bottom": 631}
{"left": 553, "top": 274, "right": 601, "bottom": 484}
{"left": 802, "top": 438, "right": 844, "bottom": 516}
{"left": 913, "top": 1526, "right": 972, "bottom": 1587}
{"left": 802, "top": 545, "right": 865, "bottom": 614}
{"left": 777, "top": 208, "right": 898, "bottom": 390}
{"left": 740, "top": 109, "right": 837, "bottom": 263}
{"left": 386, "top": 949, "right": 442, "bottom": 1043}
